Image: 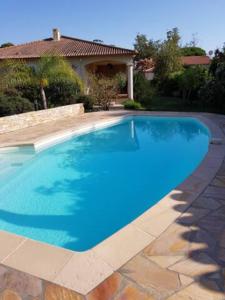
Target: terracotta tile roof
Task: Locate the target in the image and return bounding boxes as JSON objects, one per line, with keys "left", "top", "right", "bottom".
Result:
{"left": 0, "top": 36, "right": 135, "bottom": 59}
{"left": 181, "top": 56, "right": 211, "bottom": 66}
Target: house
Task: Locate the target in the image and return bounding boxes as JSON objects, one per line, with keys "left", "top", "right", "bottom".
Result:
{"left": 0, "top": 29, "right": 136, "bottom": 99}
{"left": 181, "top": 55, "right": 211, "bottom": 67}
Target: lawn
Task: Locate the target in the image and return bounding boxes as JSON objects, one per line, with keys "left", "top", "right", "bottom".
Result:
{"left": 150, "top": 96, "right": 219, "bottom": 113}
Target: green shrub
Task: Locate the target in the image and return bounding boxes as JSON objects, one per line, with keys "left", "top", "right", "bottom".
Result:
{"left": 115, "top": 72, "right": 127, "bottom": 93}
{"left": 75, "top": 94, "right": 94, "bottom": 111}
{"left": 123, "top": 99, "right": 143, "bottom": 110}
{"left": 89, "top": 74, "right": 118, "bottom": 110}
{"left": 46, "top": 79, "right": 82, "bottom": 107}
{"left": 0, "top": 95, "right": 34, "bottom": 116}
{"left": 134, "top": 72, "right": 154, "bottom": 108}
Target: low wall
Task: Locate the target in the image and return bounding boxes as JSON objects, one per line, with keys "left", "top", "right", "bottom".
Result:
{"left": 0, "top": 103, "right": 84, "bottom": 134}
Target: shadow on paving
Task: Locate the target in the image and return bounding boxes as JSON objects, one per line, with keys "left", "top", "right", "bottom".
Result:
{"left": 171, "top": 162, "right": 225, "bottom": 294}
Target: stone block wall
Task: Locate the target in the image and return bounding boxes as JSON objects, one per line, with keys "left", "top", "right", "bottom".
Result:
{"left": 0, "top": 104, "right": 84, "bottom": 134}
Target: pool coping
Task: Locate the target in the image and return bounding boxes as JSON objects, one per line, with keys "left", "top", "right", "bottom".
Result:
{"left": 0, "top": 111, "right": 224, "bottom": 296}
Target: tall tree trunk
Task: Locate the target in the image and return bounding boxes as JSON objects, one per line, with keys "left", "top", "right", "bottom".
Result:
{"left": 40, "top": 86, "right": 47, "bottom": 109}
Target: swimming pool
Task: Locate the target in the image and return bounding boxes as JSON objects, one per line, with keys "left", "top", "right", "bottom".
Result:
{"left": 0, "top": 116, "right": 209, "bottom": 251}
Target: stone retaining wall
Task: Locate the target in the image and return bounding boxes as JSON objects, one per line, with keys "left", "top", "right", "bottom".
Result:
{"left": 0, "top": 103, "right": 84, "bottom": 134}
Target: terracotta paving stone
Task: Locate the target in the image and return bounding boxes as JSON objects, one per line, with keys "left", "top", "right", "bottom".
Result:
{"left": 0, "top": 289, "right": 22, "bottom": 300}
{"left": 169, "top": 253, "right": 219, "bottom": 278}
{"left": 203, "top": 186, "right": 225, "bottom": 201}
{"left": 218, "top": 230, "right": 225, "bottom": 248}
{"left": 192, "top": 196, "right": 222, "bottom": 210}
{"left": 115, "top": 285, "right": 155, "bottom": 300}
{"left": 178, "top": 207, "right": 210, "bottom": 225}
{"left": 120, "top": 255, "right": 181, "bottom": 299}
{"left": 143, "top": 223, "right": 191, "bottom": 257}
{"left": 197, "top": 214, "right": 225, "bottom": 237}
{"left": 44, "top": 283, "right": 84, "bottom": 300}
{"left": 211, "top": 176, "right": 225, "bottom": 188}
{"left": 0, "top": 267, "right": 42, "bottom": 298}
{"left": 86, "top": 273, "right": 122, "bottom": 300}
{"left": 166, "top": 281, "right": 225, "bottom": 300}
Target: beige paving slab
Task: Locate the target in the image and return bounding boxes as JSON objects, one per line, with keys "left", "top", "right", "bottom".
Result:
{"left": 93, "top": 224, "right": 154, "bottom": 270}
{"left": 167, "top": 281, "right": 225, "bottom": 300}
{"left": 2, "top": 239, "right": 73, "bottom": 281}
{"left": 146, "top": 256, "right": 184, "bottom": 268}
{"left": 132, "top": 189, "right": 193, "bottom": 237}
{"left": 144, "top": 223, "right": 192, "bottom": 257}
{"left": 169, "top": 253, "right": 219, "bottom": 277}
{"left": 120, "top": 255, "right": 181, "bottom": 299}
{"left": 179, "top": 274, "right": 194, "bottom": 286}
{"left": 0, "top": 231, "right": 25, "bottom": 261}
{"left": 54, "top": 250, "right": 113, "bottom": 295}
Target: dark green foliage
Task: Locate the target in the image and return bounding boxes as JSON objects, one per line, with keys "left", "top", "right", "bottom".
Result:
{"left": 209, "top": 48, "right": 225, "bottom": 76}
{"left": 115, "top": 72, "right": 127, "bottom": 93}
{"left": 178, "top": 66, "right": 209, "bottom": 103}
{"left": 0, "top": 94, "right": 34, "bottom": 116}
{"left": 134, "top": 72, "right": 154, "bottom": 108}
{"left": 0, "top": 42, "right": 14, "bottom": 48}
{"left": 45, "top": 80, "right": 81, "bottom": 107}
{"left": 75, "top": 94, "right": 94, "bottom": 111}
{"left": 155, "top": 28, "right": 183, "bottom": 80}
{"left": 158, "top": 71, "right": 183, "bottom": 97}
{"left": 200, "top": 62, "right": 225, "bottom": 112}
{"left": 180, "top": 47, "right": 206, "bottom": 56}
{"left": 123, "top": 100, "right": 143, "bottom": 110}
{"left": 134, "top": 34, "right": 160, "bottom": 60}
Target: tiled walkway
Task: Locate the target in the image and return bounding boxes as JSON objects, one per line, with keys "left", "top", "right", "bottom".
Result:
{"left": 0, "top": 111, "right": 225, "bottom": 300}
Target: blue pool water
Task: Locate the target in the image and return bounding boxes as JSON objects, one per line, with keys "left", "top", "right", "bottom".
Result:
{"left": 0, "top": 116, "right": 209, "bottom": 251}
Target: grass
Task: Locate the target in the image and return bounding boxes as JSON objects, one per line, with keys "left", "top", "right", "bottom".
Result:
{"left": 150, "top": 96, "right": 219, "bottom": 113}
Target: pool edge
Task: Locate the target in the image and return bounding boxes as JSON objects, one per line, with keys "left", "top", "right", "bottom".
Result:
{"left": 0, "top": 111, "right": 224, "bottom": 297}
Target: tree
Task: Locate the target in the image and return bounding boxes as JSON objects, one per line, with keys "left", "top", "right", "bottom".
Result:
{"left": 178, "top": 66, "right": 208, "bottom": 103}
{"left": 0, "top": 42, "right": 14, "bottom": 48}
{"left": 180, "top": 47, "right": 206, "bottom": 56}
{"left": 0, "top": 56, "right": 83, "bottom": 109}
{"left": 209, "top": 47, "right": 225, "bottom": 76}
{"left": 200, "top": 47, "right": 225, "bottom": 112}
{"left": 134, "top": 34, "right": 160, "bottom": 60}
{"left": 155, "top": 28, "right": 183, "bottom": 80}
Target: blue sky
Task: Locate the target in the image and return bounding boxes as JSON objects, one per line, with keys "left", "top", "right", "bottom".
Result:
{"left": 0, "top": 0, "right": 224, "bottom": 53}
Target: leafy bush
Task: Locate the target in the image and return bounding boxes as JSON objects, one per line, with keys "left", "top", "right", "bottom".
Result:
{"left": 115, "top": 72, "right": 127, "bottom": 93}
{"left": 178, "top": 66, "right": 209, "bottom": 103}
{"left": 75, "top": 94, "right": 94, "bottom": 111}
{"left": 45, "top": 79, "right": 82, "bottom": 107}
{"left": 200, "top": 62, "right": 225, "bottom": 112}
{"left": 0, "top": 95, "right": 34, "bottom": 116}
{"left": 134, "top": 72, "right": 154, "bottom": 108}
{"left": 158, "top": 71, "right": 183, "bottom": 96}
{"left": 123, "top": 99, "right": 143, "bottom": 110}
{"left": 89, "top": 74, "right": 118, "bottom": 110}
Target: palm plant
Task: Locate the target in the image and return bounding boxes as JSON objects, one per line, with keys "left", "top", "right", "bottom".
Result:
{"left": 0, "top": 56, "right": 83, "bottom": 109}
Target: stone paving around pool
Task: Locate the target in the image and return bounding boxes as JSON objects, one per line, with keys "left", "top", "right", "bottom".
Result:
{"left": 0, "top": 111, "right": 225, "bottom": 300}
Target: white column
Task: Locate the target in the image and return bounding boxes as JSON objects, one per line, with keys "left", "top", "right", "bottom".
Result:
{"left": 127, "top": 63, "right": 134, "bottom": 100}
